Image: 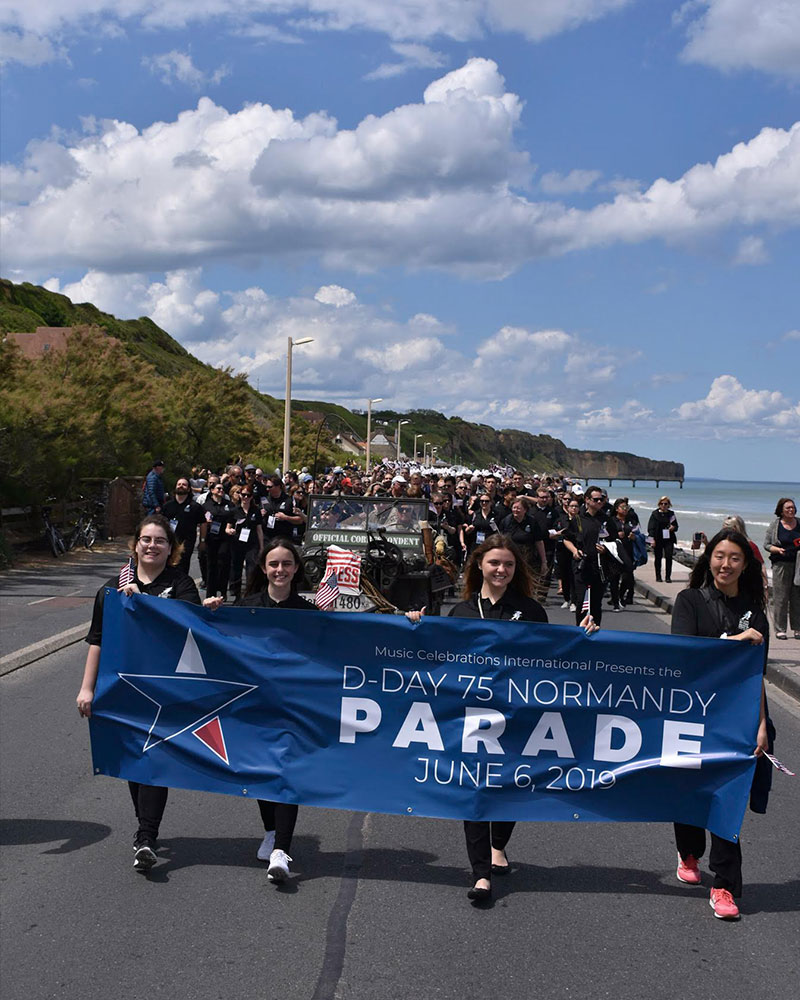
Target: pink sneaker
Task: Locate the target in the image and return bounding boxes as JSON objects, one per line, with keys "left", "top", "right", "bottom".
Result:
{"left": 676, "top": 854, "right": 701, "bottom": 884}
{"left": 709, "top": 888, "right": 740, "bottom": 920}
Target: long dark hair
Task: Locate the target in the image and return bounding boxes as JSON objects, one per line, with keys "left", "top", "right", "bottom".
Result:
{"left": 688, "top": 529, "right": 764, "bottom": 609}
{"left": 129, "top": 513, "right": 183, "bottom": 567}
{"left": 461, "top": 534, "right": 533, "bottom": 600}
{"left": 244, "top": 537, "right": 306, "bottom": 596}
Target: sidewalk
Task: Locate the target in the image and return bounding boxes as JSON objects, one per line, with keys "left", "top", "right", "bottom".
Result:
{"left": 633, "top": 555, "right": 800, "bottom": 703}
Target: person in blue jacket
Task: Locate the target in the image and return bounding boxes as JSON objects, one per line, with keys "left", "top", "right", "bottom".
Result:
{"left": 143, "top": 459, "right": 166, "bottom": 514}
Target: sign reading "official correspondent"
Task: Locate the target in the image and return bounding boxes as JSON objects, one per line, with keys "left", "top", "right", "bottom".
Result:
{"left": 90, "top": 593, "right": 764, "bottom": 841}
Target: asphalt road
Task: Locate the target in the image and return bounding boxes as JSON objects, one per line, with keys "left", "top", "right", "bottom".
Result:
{"left": 1, "top": 588, "right": 799, "bottom": 1000}
{"left": 0, "top": 544, "right": 131, "bottom": 659}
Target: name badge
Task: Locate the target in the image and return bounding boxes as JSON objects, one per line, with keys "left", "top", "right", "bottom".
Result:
{"left": 662, "top": 528, "right": 671, "bottom": 539}
{"left": 476, "top": 532, "right": 486, "bottom": 544}
{"left": 210, "top": 521, "right": 221, "bottom": 536}
{"left": 268, "top": 515, "right": 276, "bottom": 529}
{"left": 169, "top": 519, "right": 178, "bottom": 532}
{"left": 239, "top": 527, "right": 251, "bottom": 543}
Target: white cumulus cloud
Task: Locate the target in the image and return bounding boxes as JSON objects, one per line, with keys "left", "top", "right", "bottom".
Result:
{"left": 315, "top": 284, "right": 357, "bottom": 306}
{"left": 3, "top": 62, "right": 798, "bottom": 280}
{"left": 675, "top": 374, "right": 800, "bottom": 433}
{"left": 678, "top": 0, "right": 800, "bottom": 78}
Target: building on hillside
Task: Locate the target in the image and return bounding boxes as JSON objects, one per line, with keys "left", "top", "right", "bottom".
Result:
{"left": 5, "top": 325, "right": 118, "bottom": 359}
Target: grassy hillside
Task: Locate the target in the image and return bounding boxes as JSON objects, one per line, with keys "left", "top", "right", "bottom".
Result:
{"left": 1, "top": 279, "right": 204, "bottom": 378}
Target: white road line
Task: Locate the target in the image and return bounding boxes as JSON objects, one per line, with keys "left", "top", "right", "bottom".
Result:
{"left": 27, "top": 587, "right": 83, "bottom": 606}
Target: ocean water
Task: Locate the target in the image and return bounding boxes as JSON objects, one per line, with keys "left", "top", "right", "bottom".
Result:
{"left": 609, "top": 478, "right": 799, "bottom": 549}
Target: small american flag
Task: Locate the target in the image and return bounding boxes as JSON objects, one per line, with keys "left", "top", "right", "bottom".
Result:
{"left": 581, "top": 587, "right": 591, "bottom": 614}
{"left": 315, "top": 570, "right": 340, "bottom": 610}
{"left": 118, "top": 558, "right": 135, "bottom": 588}
{"left": 763, "top": 752, "right": 795, "bottom": 776}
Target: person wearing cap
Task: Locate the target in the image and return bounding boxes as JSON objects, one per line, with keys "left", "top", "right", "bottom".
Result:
{"left": 390, "top": 475, "right": 407, "bottom": 499}
{"left": 143, "top": 459, "right": 166, "bottom": 514}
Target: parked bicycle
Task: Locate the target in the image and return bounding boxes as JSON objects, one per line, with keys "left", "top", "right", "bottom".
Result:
{"left": 41, "top": 500, "right": 66, "bottom": 557}
{"left": 65, "top": 497, "right": 104, "bottom": 551}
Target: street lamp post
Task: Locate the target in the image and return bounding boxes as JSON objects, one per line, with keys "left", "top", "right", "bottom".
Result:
{"left": 424, "top": 442, "right": 432, "bottom": 466}
{"left": 283, "top": 337, "right": 314, "bottom": 477}
{"left": 365, "top": 397, "right": 383, "bottom": 475}
{"left": 396, "top": 419, "right": 410, "bottom": 461}
{"left": 413, "top": 433, "right": 422, "bottom": 464}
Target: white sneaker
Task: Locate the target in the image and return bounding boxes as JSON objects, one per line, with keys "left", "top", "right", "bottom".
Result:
{"left": 560, "top": 601, "right": 570, "bottom": 609}
{"left": 257, "top": 830, "right": 275, "bottom": 862}
{"left": 267, "top": 849, "right": 292, "bottom": 883}
{"left": 569, "top": 603, "right": 576, "bottom": 612}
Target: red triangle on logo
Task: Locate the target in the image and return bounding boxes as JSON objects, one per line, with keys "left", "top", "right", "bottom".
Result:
{"left": 192, "top": 716, "right": 229, "bottom": 765}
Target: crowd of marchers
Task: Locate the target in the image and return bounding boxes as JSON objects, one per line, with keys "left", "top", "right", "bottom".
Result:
{"left": 140, "top": 455, "right": 658, "bottom": 627}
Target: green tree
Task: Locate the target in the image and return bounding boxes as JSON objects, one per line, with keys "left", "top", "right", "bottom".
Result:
{"left": 0, "top": 327, "right": 164, "bottom": 502}
{"left": 166, "top": 367, "right": 260, "bottom": 472}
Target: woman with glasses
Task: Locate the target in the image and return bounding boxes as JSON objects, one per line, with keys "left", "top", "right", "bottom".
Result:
{"left": 200, "top": 482, "right": 236, "bottom": 600}
{"left": 647, "top": 497, "right": 679, "bottom": 583}
{"left": 228, "top": 486, "right": 265, "bottom": 601}
{"left": 76, "top": 514, "right": 201, "bottom": 872}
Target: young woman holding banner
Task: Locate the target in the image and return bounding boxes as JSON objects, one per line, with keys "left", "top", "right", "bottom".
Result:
{"left": 205, "top": 537, "right": 314, "bottom": 885}
{"left": 670, "top": 528, "right": 771, "bottom": 920}
{"left": 76, "top": 514, "right": 201, "bottom": 873}
{"left": 444, "top": 534, "right": 598, "bottom": 903}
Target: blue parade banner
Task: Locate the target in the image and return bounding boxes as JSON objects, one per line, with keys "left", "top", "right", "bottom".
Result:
{"left": 90, "top": 591, "right": 765, "bottom": 841}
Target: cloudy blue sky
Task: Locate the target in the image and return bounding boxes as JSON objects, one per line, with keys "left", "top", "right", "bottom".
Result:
{"left": 1, "top": 1, "right": 798, "bottom": 478}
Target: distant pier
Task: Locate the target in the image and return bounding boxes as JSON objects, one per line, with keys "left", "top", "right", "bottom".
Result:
{"left": 582, "top": 478, "right": 684, "bottom": 489}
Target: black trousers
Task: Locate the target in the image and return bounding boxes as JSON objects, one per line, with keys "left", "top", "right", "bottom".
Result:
{"left": 128, "top": 782, "right": 168, "bottom": 842}
{"left": 205, "top": 540, "right": 230, "bottom": 599}
{"left": 674, "top": 822, "right": 743, "bottom": 896}
{"left": 654, "top": 541, "right": 674, "bottom": 581}
{"left": 573, "top": 573, "right": 604, "bottom": 626}
{"left": 464, "top": 820, "right": 515, "bottom": 880}
{"left": 229, "top": 544, "right": 259, "bottom": 597}
{"left": 258, "top": 800, "right": 299, "bottom": 853}
{"left": 556, "top": 545, "right": 574, "bottom": 602}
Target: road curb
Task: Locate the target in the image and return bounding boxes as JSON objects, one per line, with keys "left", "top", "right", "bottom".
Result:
{"left": 0, "top": 623, "right": 88, "bottom": 676}
{"left": 634, "top": 580, "right": 800, "bottom": 705}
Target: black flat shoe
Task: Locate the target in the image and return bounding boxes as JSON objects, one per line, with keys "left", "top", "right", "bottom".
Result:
{"left": 491, "top": 852, "right": 510, "bottom": 874}
{"left": 467, "top": 885, "right": 492, "bottom": 901}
